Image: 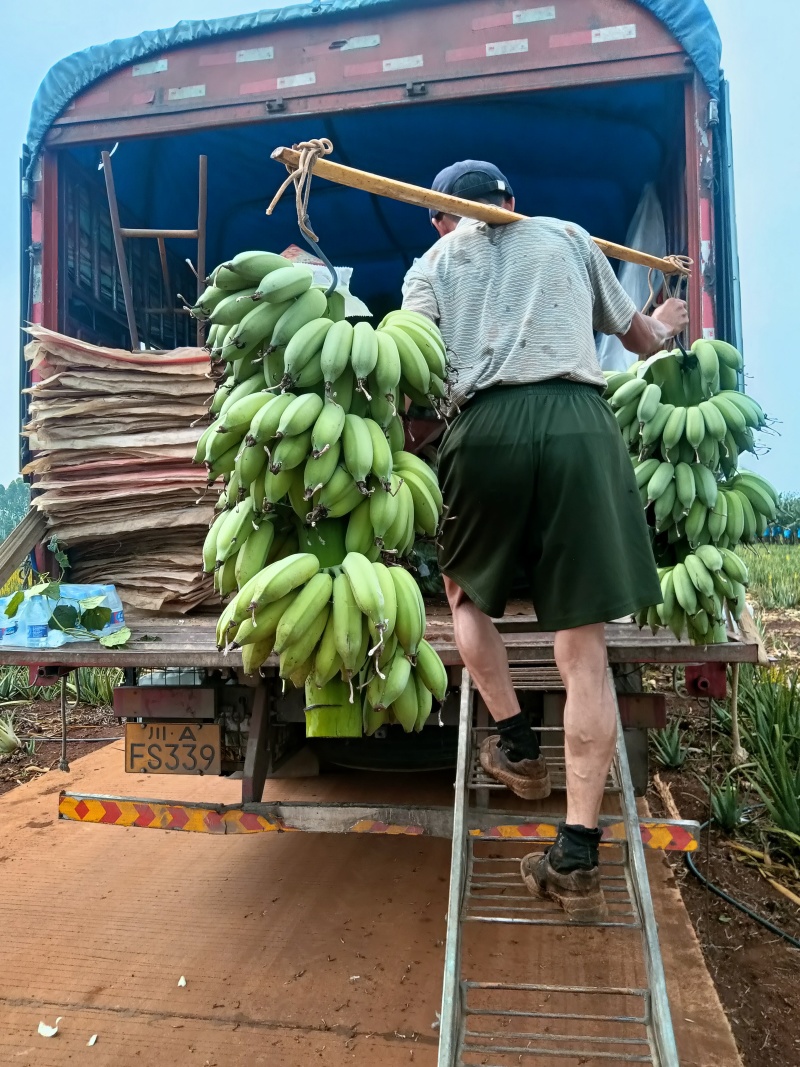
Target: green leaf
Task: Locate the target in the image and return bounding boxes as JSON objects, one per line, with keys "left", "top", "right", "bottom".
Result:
{"left": 29, "top": 581, "right": 62, "bottom": 602}
{"left": 78, "top": 596, "right": 107, "bottom": 611}
{"left": 5, "top": 591, "right": 25, "bottom": 618}
{"left": 80, "top": 606, "right": 112, "bottom": 632}
{"left": 47, "top": 535, "right": 70, "bottom": 574}
{"left": 99, "top": 626, "right": 131, "bottom": 648}
{"left": 49, "top": 604, "right": 79, "bottom": 631}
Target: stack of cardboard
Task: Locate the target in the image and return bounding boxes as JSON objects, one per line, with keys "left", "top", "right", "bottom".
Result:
{"left": 22, "top": 327, "right": 216, "bottom": 613}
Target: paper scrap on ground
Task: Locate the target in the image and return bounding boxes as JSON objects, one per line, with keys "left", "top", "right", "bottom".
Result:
{"left": 87, "top": 1034, "right": 98, "bottom": 1046}
{"left": 178, "top": 976, "right": 187, "bottom": 987}
{"left": 37, "top": 1017, "right": 63, "bottom": 1038}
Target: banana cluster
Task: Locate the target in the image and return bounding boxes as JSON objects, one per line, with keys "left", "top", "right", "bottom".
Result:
{"left": 194, "top": 248, "right": 451, "bottom": 737}
{"left": 605, "top": 337, "right": 778, "bottom": 645}
{"left": 638, "top": 547, "right": 749, "bottom": 644}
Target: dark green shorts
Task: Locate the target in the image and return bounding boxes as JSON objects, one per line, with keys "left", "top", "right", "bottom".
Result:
{"left": 437, "top": 379, "right": 661, "bottom": 629}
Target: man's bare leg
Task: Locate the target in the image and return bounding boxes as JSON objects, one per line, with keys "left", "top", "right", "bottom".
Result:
{"left": 444, "top": 576, "right": 519, "bottom": 721}
{"left": 520, "top": 623, "right": 614, "bottom": 920}
{"left": 554, "top": 623, "right": 617, "bottom": 828}
{"left": 445, "top": 577, "right": 550, "bottom": 800}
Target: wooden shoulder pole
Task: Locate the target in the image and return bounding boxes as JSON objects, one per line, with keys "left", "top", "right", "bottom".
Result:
{"left": 271, "top": 146, "right": 689, "bottom": 277}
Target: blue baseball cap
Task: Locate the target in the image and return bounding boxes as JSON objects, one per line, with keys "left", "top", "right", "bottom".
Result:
{"left": 430, "top": 160, "right": 513, "bottom": 218}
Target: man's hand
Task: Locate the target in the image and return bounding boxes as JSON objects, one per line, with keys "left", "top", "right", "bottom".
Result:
{"left": 651, "top": 298, "right": 689, "bottom": 338}
{"left": 618, "top": 298, "right": 689, "bottom": 356}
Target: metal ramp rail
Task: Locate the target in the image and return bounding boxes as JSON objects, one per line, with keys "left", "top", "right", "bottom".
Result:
{"left": 438, "top": 668, "right": 680, "bottom": 1067}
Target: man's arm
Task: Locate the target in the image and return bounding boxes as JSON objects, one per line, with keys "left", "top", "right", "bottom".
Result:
{"left": 401, "top": 264, "right": 440, "bottom": 323}
{"left": 618, "top": 299, "right": 690, "bottom": 356}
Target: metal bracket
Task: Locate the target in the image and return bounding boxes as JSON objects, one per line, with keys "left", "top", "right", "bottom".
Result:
{"left": 684, "top": 661, "right": 727, "bottom": 700}
{"left": 266, "top": 97, "right": 286, "bottom": 113}
{"left": 405, "top": 81, "right": 427, "bottom": 98}
{"left": 29, "top": 664, "right": 72, "bottom": 688}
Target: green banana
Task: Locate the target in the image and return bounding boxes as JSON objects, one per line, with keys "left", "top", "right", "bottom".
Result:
{"left": 208, "top": 289, "right": 258, "bottom": 326}
{"left": 269, "top": 429, "right": 313, "bottom": 473}
{"left": 351, "top": 321, "right": 379, "bottom": 395}
{"left": 215, "top": 497, "right": 256, "bottom": 563}
{"left": 320, "top": 320, "right": 354, "bottom": 388}
{"left": 383, "top": 325, "right": 431, "bottom": 396}
{"left": 692, "top": 463, "right": 718, "bottom": 509}
{"left": 235, "top": 440, "right": 267, "bottom": 487}
{"left": 685, "top": 498, "right": 708, "bottom": 547}
{"left": 401, "top": 468, "right": 440, "bottom": 536}
{"left": 391, "top": 566, "right": 426, "bottom": 656}
{"left": 246, "top": 552, "right": 321, "bottom": 614}
{"left": 685, "top": 553, "right": 715, "bottom": 597}
{"left": 303, "top": 440, "right": 342, "bottom": 498}
{"left": 698, "top": 400, "right": 727, "bottom": 442}
{"left": 333, "top": 572, "right": 364, "bottom": 680}
{"left": 662, "top": 406, "right": 687, "bottom": 451}
{"left": 710, "top": 338, "right": 743, "bottom": 371}
{"left": 707, "top": 491, "right": 728, "bottom": 543}
{"left": 229, "top": 300, "right": 292, "bottom": 351}
{"left": 365, "top": 419, "right": 393, "bottom": 489}
{"left": 342, "top": 414, "right": 374, "bottom": 492}
{"left": 277, "top": 392, "right": 324, "bottom": 439}
{"left": 635, "top": 458, "right": 661, "bottom": 491}
{"left": 708, "top": 394, "right": 747, "bottom": 435}
{"left": 367, "top": 651, "right": 411, "bottom": 711}
{"left": 695, "top": 544, "right": 723, "bottom": 573}
{"left": 672, "top": 562, "right": 698, "bottom": 615}
{"left": 685, "top": 406, "right": 706, "bottom": 450}
{"left": 637, "top": 383, "right": 662, "bottom": 424}
{"left": 373, "top": 331, "right": 402, "bottom": 402}
{"left": 346, "top": 500, "right": 376, "bottom": 555}
{"left": 640, "top": 403, "right": 674, "bottom": 448}
{"left": 253, "top": 264, "right": 313, "bottom": 303}
{"left": 202, "top": 510, "right": 229, "bottom": 573}
{"left": 270, "top": 288, "right": 328, "bottom": 350}
{"left": 415, "top": 639, "right": 447, "bottom": 702}
{"left": 674, "top": 463, "right": 696, "bottom": 512}
{"left": 647, "top": 461, "right": 675, "bottom": 502}
{"left": 311, "top": 399, "right": 347, "bottom": 457}
{"left": 720, "top": 547, "right": 748, "bottom": 585}
{"left": 234, "top": 520, "right": 276, "bottom": 590}
{"left": 279, "top": 603, "right": 331, "bottom": 681}
{"left": 274, "top": 572, "right": 334, "bottom": 654}
{"left": 384, "top": 317, "right": 446, "bottom": 378}
{"left": 282, "top": 317, "right": 334, "bottom": 386}
{"left": 221, "top": 250, "right": 289, "bottom": 285}
{"left": 342, "top": 551, "right": 385, "bottom": 631}
{"left": 414, "top": 671, "right": 434, "bottom": 732}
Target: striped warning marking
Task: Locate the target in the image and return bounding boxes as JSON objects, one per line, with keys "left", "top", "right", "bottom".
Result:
{"left": 473, "top": 7, "right": 555, "bottom": 30}
{"left": 446, "top": 39, "right": 529, "bottom": 63}
{"left": 550, "top": 24, "right": 636, "bottom": 48}
{"left": 471, "top": 821, "right": 698, "bottom": 852}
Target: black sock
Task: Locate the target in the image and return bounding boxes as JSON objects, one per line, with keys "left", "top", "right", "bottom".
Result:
{"left": 548, "top": 822, "right": 603, "bottom": 873}
{"left": 496, "top": 712, "right": 540, "bottom": 762}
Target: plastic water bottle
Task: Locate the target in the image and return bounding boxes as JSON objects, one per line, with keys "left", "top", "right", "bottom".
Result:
{"left": 19, "top": 595, "right": 51, "bottom": 649}
{"left": 102, "top": 585, "right": 125, "bottom": 635}
{"left": 0, "top": 596, "right": 19, "bottom": 646}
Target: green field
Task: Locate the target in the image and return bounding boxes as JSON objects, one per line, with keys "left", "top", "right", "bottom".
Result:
{"left": 738, "top": 544, "right": 800, "bottom": 610}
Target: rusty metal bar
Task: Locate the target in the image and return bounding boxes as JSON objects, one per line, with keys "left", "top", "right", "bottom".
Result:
{"left": 101, "top": 150, "right": 139, "bottom": 348}
{"left": 119, "top": 227, "right": 199, "bottom": 239}
{"left": 196, "top": 155, "right": 208, "bottom": 346}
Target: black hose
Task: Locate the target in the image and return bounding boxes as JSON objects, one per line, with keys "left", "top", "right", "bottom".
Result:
{"left": 685, "top": 821, "right": 800, "bottom": 950}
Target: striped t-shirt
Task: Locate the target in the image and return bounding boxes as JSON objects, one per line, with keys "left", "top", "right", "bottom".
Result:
{"left": 401, "top": 216, "right": 637, "bottom": 407}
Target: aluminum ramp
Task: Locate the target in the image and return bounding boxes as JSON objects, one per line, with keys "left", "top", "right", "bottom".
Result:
{"left": 438, "top": 668, "right": 680, "bottom": 1067}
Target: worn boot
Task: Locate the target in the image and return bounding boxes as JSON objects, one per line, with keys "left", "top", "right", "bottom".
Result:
{"left": 479, "top": 712, "right": 551, "bottom": 800}
{"left": 520, "top": 823, "right": 608, "bottom": 921}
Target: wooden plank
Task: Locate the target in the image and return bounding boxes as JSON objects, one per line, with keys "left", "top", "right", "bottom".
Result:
{"left": 0, "top": 508, "right": 47, "bottom": 588}
{"left": 271, "top": 146, "right": 689, "bottom": 276}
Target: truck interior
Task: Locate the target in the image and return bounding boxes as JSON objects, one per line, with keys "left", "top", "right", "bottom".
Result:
{"left": 57, "top": 76, "right": 688, "bottom": 347}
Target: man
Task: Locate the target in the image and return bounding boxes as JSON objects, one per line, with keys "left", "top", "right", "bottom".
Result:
{"left": 402, "top": 161, "right": 688, "bottom": 921}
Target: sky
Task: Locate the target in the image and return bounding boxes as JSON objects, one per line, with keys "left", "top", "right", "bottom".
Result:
{"left": 0, "top": 0, "right": 797, "bottom": 492}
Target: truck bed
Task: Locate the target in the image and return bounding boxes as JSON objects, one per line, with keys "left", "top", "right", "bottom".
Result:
{"left": 0, "top": 599, "right": 760, "bottom": 669}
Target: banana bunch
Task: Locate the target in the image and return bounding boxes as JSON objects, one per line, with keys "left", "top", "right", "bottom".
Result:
{"left": 195, "top": 246, "right": 451, "bottom": 735}
{"left": 637, "top": 547, "right": 749, "bottom": 645}
{"left": 608, "top": 336, "right": 779, "bottom": 644}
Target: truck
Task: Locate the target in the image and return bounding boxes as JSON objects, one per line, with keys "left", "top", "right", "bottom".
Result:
{"left": 4, "top": 3, "right": 761, "bottom": 1062}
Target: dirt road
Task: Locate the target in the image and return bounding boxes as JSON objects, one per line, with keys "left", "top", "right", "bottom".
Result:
{"left": 0, "top": 742, "right": 741, "bottom": 1066}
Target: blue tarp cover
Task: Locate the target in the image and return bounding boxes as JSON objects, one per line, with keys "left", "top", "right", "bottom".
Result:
{"left": 25, "top": 0, "right": 721, "bottom": 178}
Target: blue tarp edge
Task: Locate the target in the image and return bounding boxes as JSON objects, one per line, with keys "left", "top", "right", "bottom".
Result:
{"left": 24, "top": 0, "right": 721, "bottom": 181}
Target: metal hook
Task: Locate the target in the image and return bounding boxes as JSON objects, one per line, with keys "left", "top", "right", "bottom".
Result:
{"left": 301, "top": 232, "right": 339, "bottom": 297}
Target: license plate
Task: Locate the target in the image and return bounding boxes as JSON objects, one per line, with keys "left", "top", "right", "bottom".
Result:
{"left": 125, "top": 722, "right": 221, "bottom": 775}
